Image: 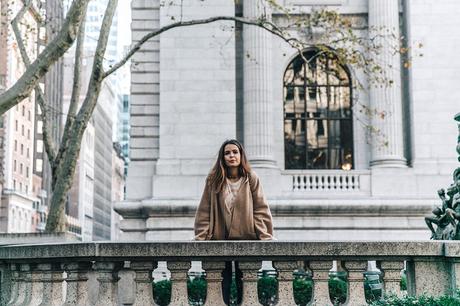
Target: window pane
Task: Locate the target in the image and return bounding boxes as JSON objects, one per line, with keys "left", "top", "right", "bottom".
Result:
{"left": 284, "top": 49, "right": 353, "bottom": 170}
{"left": 308, "top": 148, "right": 327, "bottom": 169}
{"left": 284, "top": 119, "right": 305, "bottom": 169}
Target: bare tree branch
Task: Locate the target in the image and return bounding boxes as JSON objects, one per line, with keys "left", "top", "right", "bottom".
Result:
{"left": 103, "top": 15, "right": 304, "bottom": 79}
{"left": 46, "top": 0, "right": 118, "bottom": 233}
{"left": 11, "top": 0, "right": 57, "bottom": 165}
{"left": 53, "top": 13, "right": 87, "bottom": 186}
{"left": 0, "top": 0, "right": 90, "bottom": 114}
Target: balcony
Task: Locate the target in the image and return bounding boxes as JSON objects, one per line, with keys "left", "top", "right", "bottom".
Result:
{"left": 0, "top": 241, "right": 459, "bottom": 305}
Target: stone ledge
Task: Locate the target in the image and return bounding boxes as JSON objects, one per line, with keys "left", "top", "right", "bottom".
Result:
{"left": 0, "top": 232, "right": 79, "bottom": 246}
{"left": 115, "top": 198, "right": 434, "bottom": 217}
{"left": 0, "top": 241, "right": 445, "bottom": 261}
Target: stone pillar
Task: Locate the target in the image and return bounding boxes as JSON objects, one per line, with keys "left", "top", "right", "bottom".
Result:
{"left": 406, "top": 259, "right": 452, "bottom": 296}
{"left": 94, "top": 261, "right": 123, "bottom": 306}
{"left": 309, "top": 261, "right": 333, "bottom": 306}
{"left": 239, "top": 261, "right": 261, "bottom": 305}
{"left": 131, "top": 261, "right": 156, "bottom": 306}
{"left": 368, "top": 0, "right": 407, "bottom": 167}
{"left": 342, "top": 261, "right": 368, "bottom": 306}
{"left": 37, "top": 263, "right": 65, "bottom": 306}
{"left": 243, "top": 0, "right": 276, "bottom": 168}
{"left": 202, "top": 261, "right": 226, "bottom": 306}
{"left": 168, "top": 261, "right": 191, "bottom": 306}
{"left": 377, "top": 260, "right": 404, "bottom": 297}
{"left": 62, "top": 262, "right": 92, "bottom": 306}
{"left": 273, "top": 261, "right": 297, "bottom": 306}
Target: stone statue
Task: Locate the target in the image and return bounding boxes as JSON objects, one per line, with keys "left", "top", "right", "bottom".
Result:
{"left": 427, "top": 113, "right": 460, "bottom": 240}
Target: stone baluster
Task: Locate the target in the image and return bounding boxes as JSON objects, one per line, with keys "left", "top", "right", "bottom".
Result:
{"left": 202, "top": 261, "right": 226, "bottom": 306}
{"left": 28, "top": 264, "right": 45, "bottom": 306}
{"left": 377, "top": 260, "right": 404, "bottom": 297}
{"left": 309, "top": 261, "right": 333, "bottom": 305}
{"left": 131, "top": 261, "right": 157, "bottom": 306}
{"left": 239, "top": 261, "right": 261, "bottom": 306}
{"left": 342, "top": 261, "right": 368, "bottom": 306}
{"left": 168, "top": 261, "right": 191, "bottom": 306}
{"left": 305, "top": 176, "right": 311, "bottom": 190}
{"left": 62, "top": 262, "right": 92, "bottom": 306}
{"left": 94, "top": 261, "right": 123, "bottom": 306}
{"left": 37, "top": 263, "right": 65, "bottom": 306}
{"left": 273, "top": 261, "right": 297, "bottom": 306}
{"left": 293, "top": 176, "right": 299, "bottom": 190}
{"left": 17, "top": 263, "right": 32, "bottom": 306}
{"left": 6, "top": 263, "right": 19, "bottom": 306}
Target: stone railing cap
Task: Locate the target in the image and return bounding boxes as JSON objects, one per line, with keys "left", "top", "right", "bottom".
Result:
{"left": 0, "top": 241, "right": 445, "bottom": 262}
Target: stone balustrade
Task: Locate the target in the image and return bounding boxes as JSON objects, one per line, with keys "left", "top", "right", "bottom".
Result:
{"left": 0, "top": 241, "right": 459, "bottom": 305}
{"left": 288, "top": 170, "right": 371, "bottom": 195}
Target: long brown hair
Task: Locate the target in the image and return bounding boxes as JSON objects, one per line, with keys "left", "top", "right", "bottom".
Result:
{"left": 208, "top": 139, "right": 251, "bottom": 192}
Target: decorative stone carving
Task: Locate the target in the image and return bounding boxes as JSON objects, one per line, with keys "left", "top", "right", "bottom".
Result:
{"left": 426, "top": 114, "right": 460, "bottom": 240}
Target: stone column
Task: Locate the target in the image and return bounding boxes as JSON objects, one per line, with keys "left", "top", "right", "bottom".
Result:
{"left": 131, "top": 261, "right": 156, "bottom": 306}
{"left": 368, "top": 0, "right": 407, "bottom": 167}
{"left": 202, "top": 261, "right": 226, "bottom": 306}
{"left": 377, "top": 260, "right": 404, "bottom": 297}
{"left": 168, "top": 261, "right": 191, "bottom": 306}
{"left": 273, "top": 261, "right": 297, "bottom": 306}
{"left": 309, "top": 261, "right": 333, "bottom": 305}
{"left": 94, "top": 262, "right": 123, "bottom": 306}
{"left": 239, "top": 261, "right": 261, "bottom": 305}
{"left": 62, "top": 262, "right": 92, "bottom": 306}
{"left": 243, "top": 0, "right": 276, "bottom": 168}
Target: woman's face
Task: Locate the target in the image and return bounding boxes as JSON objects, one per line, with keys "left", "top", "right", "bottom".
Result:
{"left": 223, "top": 144, "right": 241, "bottom": 168}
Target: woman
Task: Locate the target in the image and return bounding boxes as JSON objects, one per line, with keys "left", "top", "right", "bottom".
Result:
{"left": 194, "top": 139, "right": 274, "bottom": 304}
{"left": 194, "top": 139, "right": 274, "bottom": 241}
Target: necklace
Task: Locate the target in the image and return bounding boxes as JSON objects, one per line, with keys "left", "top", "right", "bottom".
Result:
{"left": 227, "top": 175, "right": 239, "bottom": 179}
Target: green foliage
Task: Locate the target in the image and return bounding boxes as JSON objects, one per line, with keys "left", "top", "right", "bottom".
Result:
{"left": 188, "top": 276, "right": 207, "bottom": 306}
{"left": 229, "top": 275, "right": 239, "bottom": 306}
{"left": 364, "top": 272, "right": 383, "bottom": 303}
{"left": 329, "top": 274, "right": 347, "bottom": 305}
{"left": 257, "top": 274, "right": 278, "bottom": 306}
{"left": 293, "top": 277, "right": 313, "bottom": 306}
{"left": 400, "top": 270, "right": 407, "bottom": 291}
{"left": 369, "top": 293, "right": 460, "bottom": 306}
{"left": 152, "top": 279, "right": 171, "bottom": 306}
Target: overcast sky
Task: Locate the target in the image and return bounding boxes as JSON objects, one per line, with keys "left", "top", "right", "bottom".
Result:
{"left": 117, "top": 0, "right": 132, "bottom": 49}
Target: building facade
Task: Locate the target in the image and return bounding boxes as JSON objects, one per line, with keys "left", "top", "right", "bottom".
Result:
{"left": 0, "top": 0, "right": 41, "bottom": 233}
{"left": 117, "top": 0, "right": 460, "bottom": 241}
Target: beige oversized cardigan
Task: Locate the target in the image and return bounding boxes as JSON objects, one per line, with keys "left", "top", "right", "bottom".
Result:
{"left": 194, "top": 171, "right": 273, "bottom": 240}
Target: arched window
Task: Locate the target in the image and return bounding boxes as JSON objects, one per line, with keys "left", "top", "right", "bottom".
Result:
{"left": 283, "top": 49, "right": 353, "bottom": 170}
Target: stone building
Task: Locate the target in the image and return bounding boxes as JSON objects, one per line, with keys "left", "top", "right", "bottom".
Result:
{"left": 111, "top": 142, "right": 125, "bottom": 240}
{"left": 0, "top": 0, "right": 42, "bottom": 233}
{"left": 117, "top": 0, "right": 458, "bottom": 241}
